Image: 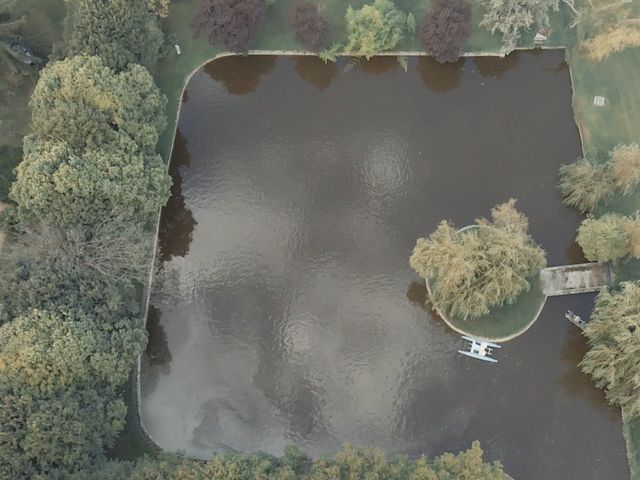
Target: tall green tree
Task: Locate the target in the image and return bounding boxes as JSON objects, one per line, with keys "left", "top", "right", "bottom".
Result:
{"left": 345, "top": 0, "right": 412, "bottom": 59}
{"left": 559, "top": 158, "right": 615, "bottom": 213}
{"left": 576, "top": 213, "right": 630, "bottom": 262}
{"left": 60, "top": 0, "right": 164, "bottom": 71}
{"left": 476, "top": 0, "right": 560, "bottom": 50}
{"left": 28, "top": 55, "right": 166, "bottom": 152}
{"left": 0, "top": 308, "right": 145, "bottom": 479}
{"left": 581, "top": 282, "right": 640, "bottom": 416}
{"left": 410, "top": 199, "right": 546, "bottom": 320}
{"left": 10, "top": 136, "right": 170, "bottom": 227}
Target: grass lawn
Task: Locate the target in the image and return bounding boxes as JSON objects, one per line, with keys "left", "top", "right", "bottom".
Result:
{"left": 444, "top": 277, "right": 545, "bottom": 341}
{"left": 430, "top": 276, "right": 546, "bottom": 342}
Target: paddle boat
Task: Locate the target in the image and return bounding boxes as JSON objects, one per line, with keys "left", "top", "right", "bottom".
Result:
{"left": 458, "top": 335, "right": 500, "bottom": 363}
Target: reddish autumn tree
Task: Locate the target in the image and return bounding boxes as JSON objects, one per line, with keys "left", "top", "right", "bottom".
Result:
{"left": 288, "top": 2, "right": 331, "bottom": 52}
{"left": 190, "top": 0, "right": 266, "bottom": 53}
{"left": 420, "top": 0, "right": 471, "bottom": 63}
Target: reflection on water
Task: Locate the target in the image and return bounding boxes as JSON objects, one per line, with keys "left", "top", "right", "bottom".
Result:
{"left": 204, "top": 55, "right": 276, "bottom": 95}
{"left": 158, "top": 130, "right": 196, "bottom": 261}
{"left": 357, "top": 56, "right": 401, "bottom": 75}
{"left": 474, "top": 52, "right": 520, "bottom": 78}
{"left": 295, "top": 57, "right": 338, "bottom": 92}
{"left": 141, "top": 54, "right": 627, "bottom": 480}
{"left": 416, "top": 57, "right": 465, "bottom": 93}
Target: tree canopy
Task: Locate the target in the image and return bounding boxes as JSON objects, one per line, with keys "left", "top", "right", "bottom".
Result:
{"left": 71, "top": 442, "right": 508, "bottom": 479}
{"left": 576, "top": 213, "right": 640, "bottom": 263}
{"left": 0, "top": 309, "right": 144, "bottom": 479}
{"left": 559, "top": 158, "right": 615, "bottom": 213}
{"left": 289, "top": 2, "right": 331, "bottom": 52}
{"left": 581, "top": 282, "right": 640, "bottom": 416}
{"left": 11, "top": 137, "right": 170, "bottom": 227}
{"left": 191, "top": 0, "right": 267, "bottom": 53}
{"left": 610, "top": 143, "right": 640, "bottom": 195}
{"left": 410, "top": 199, "right": 546, "bottom": 320}
{"left": 420, "top": 0, "right": 472, "bottom": 63}
{"left": 476, "top": 0, "right": 560, "bottom": 50}
{"left": 345, "top": 0, "right": 412, "bottom": 59}
{"left": 60, "top": 0, "right": 164, "bottom": 71}
{"left": 28, "top": 55, "right": 166, "bottom": 152}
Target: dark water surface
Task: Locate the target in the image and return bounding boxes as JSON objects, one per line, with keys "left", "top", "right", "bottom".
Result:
{"left": 141, "top": 53, "right": 627, "bottom": 479}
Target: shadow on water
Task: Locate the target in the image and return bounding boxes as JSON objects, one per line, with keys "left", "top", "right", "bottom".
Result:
{"left": 357, "top": 56, "right": 401, "bottom": 75}
{"left": 416, "top": 57, "right": 465, "bottom": 93}
{"left": 294, "top": 56, "right": 338, "bottom": 92}
{"left": 158, "top": 130, "right": 197, "bottom": 261}
{"left": 473, "top": 51, "right": 520, "bottom": 78}
{"left": 204, "top": 55, "right": 276, "bottom": 95}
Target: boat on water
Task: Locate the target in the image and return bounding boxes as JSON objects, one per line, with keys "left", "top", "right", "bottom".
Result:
{"left": 564, "top": 310, "right": 586, "bottom": 330}
{"left": 458, "top": 335, "right": 500, "bottom": 363}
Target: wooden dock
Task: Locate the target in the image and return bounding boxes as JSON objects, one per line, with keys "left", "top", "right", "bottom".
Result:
{"left": 540, "top": 262, "right": 614, "bottom": 297}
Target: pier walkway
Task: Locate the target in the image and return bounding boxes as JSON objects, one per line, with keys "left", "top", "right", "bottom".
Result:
{"left": 540, "top": 262, "right": 614, "bottom": 297}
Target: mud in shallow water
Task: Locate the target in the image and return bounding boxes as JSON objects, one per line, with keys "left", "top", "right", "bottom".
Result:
{"left": 141, "top": 53, "right": 627, "bottom": 479}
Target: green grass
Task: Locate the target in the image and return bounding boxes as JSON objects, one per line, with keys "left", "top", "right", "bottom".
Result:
{"left": 434, "top": 276, "right": 546, "bottom": 341}
{"left": 625, "top": 408, "right": 640, "bottom": 480}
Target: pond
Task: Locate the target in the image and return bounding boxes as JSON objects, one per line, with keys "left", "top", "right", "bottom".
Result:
{"left": 140, "top": 52, "right": 627, "bottom": 479}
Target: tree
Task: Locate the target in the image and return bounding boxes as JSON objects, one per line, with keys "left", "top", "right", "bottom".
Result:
{"left": 28, "top": 55, "right": 166, "bottom": 152}
{"left": 577, "top": 214, "right": 630, "bottom": 262}
{"left": 191, "top": 0, "right": 267, "bottom": 53}
{"left": 345, "top": 0, "right": 410, "bottom": 59}
{"left": 60, "top": 0, "right": 164, "bottom": 72}
{"left": 10, "top": 136, "right": 171, "bottom": 227}
{"left": 581, "top": 282, "right": 640, "bottom": 416}
{"left": 583, "top": 25, "right": 640, "bottom": 61}
{"left": 610, "top": 143, "right": 640, "bottom": 195}
{"left": 420, "top": 0, "right": 472, "bottom": 63}
{"left": 476, "top": 0, "right": 560, "bottom": 51}
{"left": 559, "top": 158, "right": 615, "bottom": 213}
{"left": 289, "top": 2, "right": 331, "bottom": 52}
{"left": 0, "top": 308, "right": 145, "bottom": 478}
{"left": 410, "top": 199, "right": 546, "bottom": 320}
{"left": 429, "top": 441, "right": 507, "bottom": 479}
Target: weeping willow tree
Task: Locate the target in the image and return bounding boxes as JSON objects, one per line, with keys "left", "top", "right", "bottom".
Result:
{"left": 581, "top": 282, "right": 640, "bottom": 416}
{"left": 559, "top": 158, "right": 616, "bottom": 213}
{"left": 410, "top": 199, "right": 546, "bottom": 320}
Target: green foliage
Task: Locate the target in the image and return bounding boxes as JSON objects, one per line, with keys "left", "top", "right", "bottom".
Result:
{"left": 475, "top": 0, "right": 560, "bottom": 51}
{"left": 28, "top": 55, "right": 166, "bottom": 152}
{"left": 559, "top": 158, "right": 615, "bottom": 213}
{"left": 0, "top": 308, "right": 144, "bottom": 479}
{"left": 11, "top": 136, "right": 170, "bottom": 227}
{"left": 11, "top": 55, "right": 171, "bottom": 227}
{"left": 345, "top": 0, "right": 409, "bottom": 59}
{"left": 74, "top": 443, "right": 508, "bottom": 479}
{"left": 577, "top": 213, "right": 630, "bottom": 262}
{"left": 581, "top": 282, "right": 640, "bottom": 417}
{"left": 60, "top": 0, "right": 164, "bottom": 71}
{"left": 0, "top": 144, "right": 21, "bottom": 200}
{"left": 410, "top": 199, "right": 546, "bottom": 320}
{"left": 611, "top": 143, "right": 640, "bottom": 195}
{"left": 0, "top": 220, "right": 149, "bottom": 324}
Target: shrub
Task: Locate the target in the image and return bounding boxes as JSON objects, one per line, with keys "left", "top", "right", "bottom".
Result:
{"left": 420, "top": 0, "right": 471, "bottom": 63}
{"left": 191, "top": 0, "right": 267, "bottom": 53}
{"left": 476, "top": 0, "right": 560, "bottom": 51}
{"left": 576, "top": 214, "right": 630, "bottom": 262}
{"left": 610, "top": 143, "right": 640, "bottom": 195}
{"left": 559, "top": 158, "right": 615, "bottom": 213}
{"left": 583, "top": 25, "right": 640, "bottom": 61}
{"left": 410, "top": 199, "right": 546, "bottom": 320}
{"left": 61, "top": 0, "right": 164, "bottom": 71}
{"left": 345, "top": 0, "right": 410, "bottom": 59}
{"left": 289, "top": 2, "right": 331, "bottom": 52}
{"left": 581, "top": 282, "right": 640, "bottom": 416}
